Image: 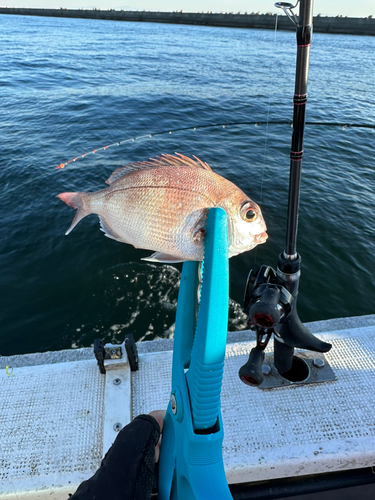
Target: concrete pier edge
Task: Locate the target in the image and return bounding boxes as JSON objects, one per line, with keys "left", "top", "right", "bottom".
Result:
{"left": 1, "top": 8, "right": 375, "bottom": 36}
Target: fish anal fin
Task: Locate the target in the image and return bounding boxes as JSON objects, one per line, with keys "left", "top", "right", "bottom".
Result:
{"left": 105, "top": 153, "right": 212, "bottom": 185}
{"left": 99, "top": 216, "right": 123, "bottom": 242}
{"left": 141, "top": 252, "right": 185, "bottom": 263}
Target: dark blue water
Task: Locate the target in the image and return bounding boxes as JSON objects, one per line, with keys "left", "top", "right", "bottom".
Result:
{"left": 1, "top": 14, "right": 374, "bottom": 356}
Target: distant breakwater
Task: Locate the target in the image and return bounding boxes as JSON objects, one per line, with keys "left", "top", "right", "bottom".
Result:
{"left": 1, "top": 8, "right": 374, "bottom": 36}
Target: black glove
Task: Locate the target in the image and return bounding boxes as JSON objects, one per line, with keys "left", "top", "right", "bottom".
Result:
{"left": 69, "top": 414, "right": 160, "bottom": 500}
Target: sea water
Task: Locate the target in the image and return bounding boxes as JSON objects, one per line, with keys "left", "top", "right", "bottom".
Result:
{"left": 0, "top": 14, "right": 374, "bottom": 355}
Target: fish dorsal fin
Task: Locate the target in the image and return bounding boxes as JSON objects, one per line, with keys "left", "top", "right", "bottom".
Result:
{"left": 105, "top": 153, "right": 212, "bottom": 185}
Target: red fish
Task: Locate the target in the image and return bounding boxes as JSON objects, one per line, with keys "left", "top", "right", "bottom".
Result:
{"left": 58, "top": 153, "right": 267, "bottom": 262}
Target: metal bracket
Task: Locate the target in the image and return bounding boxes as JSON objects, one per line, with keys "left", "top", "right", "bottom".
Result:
{"left": 258, "top": 351, "right": 336, "bottom": 390}
{"left": 94, "top": 335, "right": 139, "bottom": 374}
{"left": 94, "top": 338, "right": 123, "bottom": 374}
{"left": 124, "top": 333, "right": 139, "bottom": 372}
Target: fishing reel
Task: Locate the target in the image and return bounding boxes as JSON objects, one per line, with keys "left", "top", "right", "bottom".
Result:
{"left": 239, "top": 265, "right": 293, "bottom": 386}
{"left": 244, "top": 266, "right": 293, "bottom": 331}
{"left": 239, "top": 255, "right": 332, "bottom": 387}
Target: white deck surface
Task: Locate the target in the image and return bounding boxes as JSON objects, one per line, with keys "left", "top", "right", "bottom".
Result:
{"left": 0, "top": 359, "right": 105, "bottom": 499}
{"left": 1, "top": 317, "right": 375, "bottom": 498}
{"left": 132, "top": 325, "right": 375, "bottom": 484}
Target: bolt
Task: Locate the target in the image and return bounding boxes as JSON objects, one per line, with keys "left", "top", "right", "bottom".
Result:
{"left": 262, "top": 364, "right": 271, "bottom": 375}
{"left": 170, "top": 394, "right": 177, "bottom": 415}
{"left": 313, "top": 358, "right": 325, "bottom": 368}
{"left": 111, "top": 349, "right": 117, "bottom": 355}
{"left": 113, "top": 378, "right": 121, "bottom": 385}
{"left": 113, "top": 423, "right": 122, "bottom": 432}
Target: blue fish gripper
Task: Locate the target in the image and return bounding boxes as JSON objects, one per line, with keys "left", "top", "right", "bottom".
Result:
{"left": 158, "top": 207, "right": 233, "bottom": 500}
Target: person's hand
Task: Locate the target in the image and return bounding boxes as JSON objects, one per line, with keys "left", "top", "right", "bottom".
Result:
{"left": 149, "top": 410, "right": 166, "bottom": 462}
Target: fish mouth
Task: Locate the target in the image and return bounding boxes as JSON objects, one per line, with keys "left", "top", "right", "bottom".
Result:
{"left": 254, "top": 231, "right": 268, "bottom": 243}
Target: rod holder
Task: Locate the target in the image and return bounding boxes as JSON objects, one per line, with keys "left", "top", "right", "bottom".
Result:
{"left": 240, "top": 256, "right": 332, "bottom": 387}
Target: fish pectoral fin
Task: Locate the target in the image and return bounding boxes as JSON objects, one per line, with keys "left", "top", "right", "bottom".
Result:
{"left": 141, "top": 252, "right": 185, "bottom": 263}
{"left": 192, "top": 227, "right": 206, "bottom": 245}
{"left": 192, "top": 208, "right": 208, "bottom": 245}
{"left": 99, "top": 216, "right": 123, "bottom": 242}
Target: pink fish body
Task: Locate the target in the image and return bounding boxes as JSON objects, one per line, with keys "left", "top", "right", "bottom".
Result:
{"left": 57, "top": 154, "right": 267, "bottom": 262}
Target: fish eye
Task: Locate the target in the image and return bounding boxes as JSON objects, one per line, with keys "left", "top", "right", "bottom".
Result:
{"left": 245, "top": 209, "right": 256, "bottom": 221}
{"left": 241, "top": 203, "right": 258, "bottom": 222}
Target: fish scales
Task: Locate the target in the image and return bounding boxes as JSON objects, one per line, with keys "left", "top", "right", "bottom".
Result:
{"left": 57, "top": 154, "right": 268, "bottom": 262}
{"left": 91, "top": 167, "right": 220, "bottom": 259}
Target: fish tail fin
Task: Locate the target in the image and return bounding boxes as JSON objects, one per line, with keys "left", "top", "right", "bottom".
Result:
{"left": 57, "top": 192, "right": 90, "bottom": 235}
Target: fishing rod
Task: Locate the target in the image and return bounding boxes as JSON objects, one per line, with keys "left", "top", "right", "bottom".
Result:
{"left": 239, "top": 0, "right": 332, "bottom": 386}
{"left": 284, "top": 0, "right": 311, "bottom": 257}
{"left": 2, "top": 119, "right": 372, "bottom": 200}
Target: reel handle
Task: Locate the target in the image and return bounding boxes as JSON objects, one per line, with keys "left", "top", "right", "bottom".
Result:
{"left": 239, "top": 348, "right": 265, "bottom": 387}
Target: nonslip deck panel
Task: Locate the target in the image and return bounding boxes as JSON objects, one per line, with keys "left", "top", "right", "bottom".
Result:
{"left": 0, "top": 359, "right": 105, "bottom": 499}
{"left": 132, "top": 326, "right": 375, "bottom": 483}
{"left": 222, "top": 328, "right": 375, "bottom": 483}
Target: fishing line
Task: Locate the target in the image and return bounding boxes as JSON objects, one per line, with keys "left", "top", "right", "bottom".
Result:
{"left": 259, "top": 15, "right": 279, "bottom": 205}
{"left": 253, "top": 12, "right": 280, "bottom": 269}
{"left": 1, "top": 120, "right": 373, "bottom": 200}
{"left": 52, "top": 120, "right": 375, "bottom": 171}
